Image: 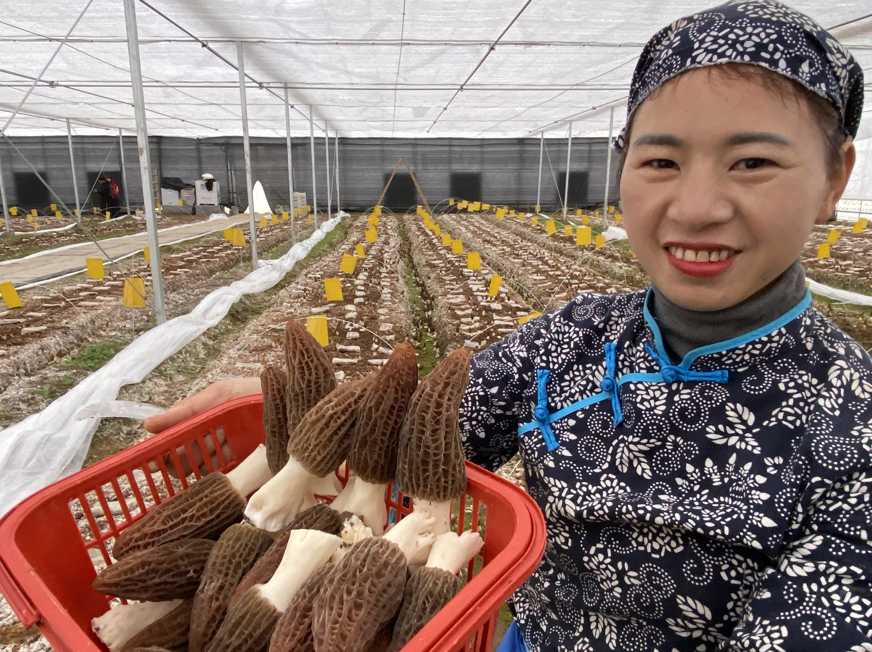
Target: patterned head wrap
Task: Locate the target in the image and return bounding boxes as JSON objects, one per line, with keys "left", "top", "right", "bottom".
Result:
{"left": 613, "top": 0, "right": 864, "bottom": 152}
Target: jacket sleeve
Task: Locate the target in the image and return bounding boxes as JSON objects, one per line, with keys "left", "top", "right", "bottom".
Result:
{"left": 719, "top": 469, "right": 872, "bottom": 651}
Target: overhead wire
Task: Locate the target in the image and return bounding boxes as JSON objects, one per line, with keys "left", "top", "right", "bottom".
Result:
{"left": 390, "top": 0, "right": 408, "bottom": 137}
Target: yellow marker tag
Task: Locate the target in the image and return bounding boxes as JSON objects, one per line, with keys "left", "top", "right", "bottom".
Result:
{"left": 817, "top": 243, "right": 830, "bottom": 259}
{"left": 232, "top": 228, "right": 246, "bottom": 247}
{"left": 608, "top": 206, "right": 615, "bottom": 214}
{"left": 518, "top": 312, "right": 541, "bottom": 325}
{"left": 582, "top": 215, "right": 590, "bottom": 226}
{"left": 467, "top": 252, "right": 481, "bottom": 270}
{"left": 368, "top": 215, "right": 380, "bottom": 226}
{"left": 434, "top": 224, "right": 441, "bottom": 236}
{"left": 595, "top": 234, "right": 606, "bottom": 248}
{"left": 632, "top": 252, "right": 637, "bottom": 259}
{"left": 452, "top": 239, "right": 463, "bottom": 254}
{"left": 373, "top": 206, "right": 382, "bottom": 217}
{"left": 259, "top": 217, "right": 268, "bottom": 228}
{"left": 827, "top": 229, "right": 841, "bottom": 244}
{"left": 340, "top": 254, "right": 357, "bottom": 275}
{"left": 366, "top": 228, "right": 377, "bottom": 243}
{"left": 50, "top": 203, "right": 56, "bottom": 212}
{"left": 26, "top": 215, "right": 33, "bottom": 223}
{"left": 271, "top": 215, "right": 279, "bottom": 225}
{"left": 472, "top": 202, "right": 481, "bottom": 212}
{"left": 531, "top": 216, "right": 539, "bottom": 226}
{"left": 55, "top": 211, "right": 62, "bottom": 218}
{"left": 105, "top": 211, "right": 111, "bottom": 220}
{"left": 144, "top": 246, "right": 150, "bottom": 264}
{"left": 519, "top": 214, "right": 526, "bottom": 222}
{"left": 509, "top": 210, "right": 516, "bottom": 217}
{"left": 355, "top": 244, "right": 366, "bottom": 258}
{"left": 306, "top": 315, "right": 329, "bottom": 346}
{"left": 615, "top": 213, "right": 622, "bottom": 223}
{"left": 156, "top": 206, "right": 162, "bottom": 214}
{"left": 123, "top": 278, "right": 147, "bottom": 308}
{"left": 564, "top": 225, "right": 573, "bottom": 237}
{"left": 223, "top": 228, "right": 233, "bottom": 241}
{"left": 853, "top": 219, "right": 868, "bottom": 233}
{"left": 308, "top": 214, "right": 313, "bottom": 224}
{"left": 546, "top": 220, "right": 556, "bottom": 235}
{"left": 177, "top": 198, "right": 184, "bottom": 207}
{"left": 0, "top": 282, "right": 22, "bottom": 309}
{"left": 442, "top": 233, "right": 452, "bottom": 246}
{"left": 482, "top": 204, "right": 490, "bottom": 210}
{"left": 535, "top": 205, "right": 540, "bottom": 213}
{"left": 495, "top": 208, "right": 506, "bottom": 220}
{"left": 576, "top": 209, "right": 582, "bottom": 217}
{"left": 458, "top": 201, "right": 468, "bottom": 210}
{"left": 324, "top": 278, "right": 343, "bottom": 301}
{"left": 449, "top": 198, "right": 455, "bottom": 205}
{"left": 488, "top": 275, "right": 502, "bottom": 297}
{"left": 577, "top": 227, "right": 592, "bottom": 246}
{"left": 31, "top": 209, "right": 37, "bottom": 217}
{"left": 9, "top": 207, "right": 17, "bottom": 216}
{"left": 282, "top": 211, "right": 289, "bottom": 220}
{"left": 85, "top": 258, "right": 105, "bottom": 279}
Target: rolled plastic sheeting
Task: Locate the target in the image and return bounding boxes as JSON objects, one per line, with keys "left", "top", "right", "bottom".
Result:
{"left": 75, "top": 401, "right": 164, "bottom": 421}
{"left": 0, "top": 217, "right": 341, "bottom": 516}
{"left": 807, "top": 278, "right": 872, "bottom": 307}
{"left": 603, "top": 226, "right": 628, "bottom": 241}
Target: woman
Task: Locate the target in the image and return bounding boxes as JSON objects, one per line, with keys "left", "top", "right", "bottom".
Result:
{"left": 145, "top": 1, "right": 867, "bottom": 649}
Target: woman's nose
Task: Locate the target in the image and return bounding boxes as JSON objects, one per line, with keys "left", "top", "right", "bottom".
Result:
{"left": 665, "top": 164, "right": 733, "bottom": 229}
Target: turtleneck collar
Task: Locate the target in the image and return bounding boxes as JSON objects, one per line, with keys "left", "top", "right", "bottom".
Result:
{"left": 650, "top": 259, "right": 807, "bottom": 364}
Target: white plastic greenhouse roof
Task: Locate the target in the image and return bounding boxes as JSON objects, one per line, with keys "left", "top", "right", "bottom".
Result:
{"left": 0, "top": 0, "right": 870, "bottom": 142}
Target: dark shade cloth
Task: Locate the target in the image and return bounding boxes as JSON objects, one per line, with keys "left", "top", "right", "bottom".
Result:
{"left": 614, "top": 0, "right": 864, "bottom": 152}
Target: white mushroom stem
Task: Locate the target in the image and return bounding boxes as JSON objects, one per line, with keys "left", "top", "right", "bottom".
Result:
{"left": 328, "top": 475, "right": 356, "bottom": 512}
{"left": 383, "top": 510, "right": 436, "bottom": 562}
{"left": 91, "top": 599, "right": 182, "bottom": 652}
{"left": 426, "top": 531, "right": 484, "bottom": 575}
{"left": 244, "top": 456, "right": 324, "bottom": 532}
{"left": 258, "top": 529, "right": 342, "bottom": 612}
{"left": 329, "top": 476, "right": 388, "bottom": 536}
{"left": 407, "top": 499, "right": 453, "bottom": 566}
{"left": 226, "top": 444, "right": 272, "bottom": 497}
{"left": 311, "top": 473, "right": 342, "bottom": 496}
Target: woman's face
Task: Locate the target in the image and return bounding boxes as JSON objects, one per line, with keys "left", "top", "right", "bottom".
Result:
{"left": 620, "top": 68, "right": 854, "bottom": 311}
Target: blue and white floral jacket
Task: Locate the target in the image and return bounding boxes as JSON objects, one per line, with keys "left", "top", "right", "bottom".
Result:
{"left": 459, "top": 288, "right": 872, "bottom": 652}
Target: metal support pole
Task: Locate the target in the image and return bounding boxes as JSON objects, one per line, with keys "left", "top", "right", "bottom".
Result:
{"left": 66, "top": 119, "right": 82, "bottom": 224}
{"left": 536, "top": 131, "right": 544, "bottom": 213}
{"left": 602, "top": 106, "right": 615, "bottom": 231}
{"left": 118, "top": 129, "right": 130, "bottom": 217}
{"left": 283, "top": 84, "right": 296, "bottom": 243}
{"left": 236, "top": 41, "right": 258, "bottom": 269}
{"left": 309, "top": 106, "right": 318, "bottom": 228}
{"left": 0, "top": 146, "right": 10, "bottom": 235}
{"left": 122, "top": 0, "right": 166, "bottom": 324}
{"left": 562, "top": 122, "right": 572, "bottom": 221}
{"left": 324, "top": 122, "right": 331, "bottom": 222}
{"left": 334, "top": 133, "right": 340, "bottom": 215}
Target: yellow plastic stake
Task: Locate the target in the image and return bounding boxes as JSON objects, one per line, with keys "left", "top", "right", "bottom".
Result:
{"left": 853, "top": 219, "right": 868, "bottom": 233}
{"left": 495, "top": 208, "right": 506, "bottom": 220}
{"left": 577, "top": 227, "right": 592, "bottom": 246}
{"left": 355, "top": 244, "right": 365, "bottom": 258}
{"left": 582, "top": 215, "right": 590, "bottom": 226}
{"left": 458, "top": 201, "right": 469, "bottom": 210}
{"left": 177, "top": 198, "right": 184, "bottom": 207}
{"left": 0, "top": 282, "right": 22, "bottom": 309}
{"left": 827, "top": 229, "right": 841, "bottom": 244}
{"left": 33, "top": 222, "right": 38, "bottom": 232}
{"left": 55, "top": 211, "right": 62, "bottom": 218}
{"left": 488, "top": 275, "right": 502, "bottom": 297}
{"left": 282, "top": 211, "right": 289, "bottom": 221}
{"left": 615, "top": 213, "right": 622, "bottom": 223}
{"left": 564, "top": 225, "right": 573, "bottom": 237}
{"left": 232, "top": 228, "right": 246, "bottom": 247}
{"left": 467, "top": 252, "right": 481, "bottom": 270}
{"left": 308, "top": 214, "right": 313, "bottom": 224}
{"left": 30, "top": 209, "right": 37, "bottom": 217}
{"left": 366, "top": 228, "right": 377, "bottom": 243}
{"left": 259, "top": 217, "right": 267, "bottom": 228}
{"left": 50, "top": 203, "right": 57, "bottom": 212}
{"left": 368, "top": 215, "right": 380, "bottom": 226}
{"left": 9, "top": 207, "right": 17, "bottom": 216}
{"left": 576, "top": 209, "right": 582, "bottom": 217}
{"left": 223, "top": 228, "right": 233, "bottom": 241}
{"left": 482, "top": 203, "right": 490, "bottom": 210}
{"left": 531, "top": 216, "right": 539, "bottom": 226}
{"left": 340, "top": 253, "right": 357, "bottom": 274}
{"left": 519, "top": 214, "right": 526, "bottom": 222}
{"left": 26, "top": 215, "right": 33, "bottom": 223}
{"left": 608, "top": 206, "right": 615, "bottom": 214}
{"left": 433, "top": 224, "right": 441, "bottom": 236}
{"left": 817, "top": 243, "right": 830, "bottom": 259}
{"left": 306, "top": 315, "right": 329, "bottom": 346}
{"left": 105, "top": 211, "right": 111, "bottom": 220}
{"left": 595, "top": 234, "right": 606, "bottom": 248}
{"left": 85, "top": 258, "right": 105, "bottom": 279}
{"left": 372, "top": 205, "right": 382, "bottom": 217}
{"left": 442, "top": 233, "right": 452, "bottom": 246}
{"left": 471, "top": 201, "right": 481, "bottom": 212}
{"left": 144, "top": 247, "right": 150, "bottom": 264}
{"left": 123, "top": 278, "right": 147, "bottom": 308}
{"left": 543, "top": 219, "right": 555, "bottom": 235}
{"left": 452, "top": 239, "right": 464, "bottom": 254}
{"left": 509, "top": 210, "right": 516, "bottom": 217}
{"left": 324, "top": 278, "right": 343, "bottom": 301}
{"left": 518, "top": 312, "right": 542, "bottom": 325}
{"left": 271, "top": 214, "right": 279, "bottom": 225}
{"left": 449, "top": 198, "right": 455, "bottom": 205}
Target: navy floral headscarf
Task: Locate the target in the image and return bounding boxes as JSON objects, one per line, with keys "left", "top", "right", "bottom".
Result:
{"left": 614, "top": 0, "right": 864, "bottom": 152}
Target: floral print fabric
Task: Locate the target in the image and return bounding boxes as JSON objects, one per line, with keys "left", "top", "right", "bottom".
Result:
{"left": 613, "top": 0, "right": 864, "bottom": 152}
{"left": 459, "top": 289, "right": 872, "bottom": 651}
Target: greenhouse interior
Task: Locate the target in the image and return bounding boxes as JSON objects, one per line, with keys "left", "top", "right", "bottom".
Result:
{"left": 1, "top": 1, "right": 872, "bottom": 651}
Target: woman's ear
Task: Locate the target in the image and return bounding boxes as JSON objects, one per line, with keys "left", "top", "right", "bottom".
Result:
{"left": 815, "top": 140, "right": 856, "bottom": 224}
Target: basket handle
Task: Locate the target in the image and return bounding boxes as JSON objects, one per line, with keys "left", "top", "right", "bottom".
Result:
{"left": 0, "top": 555, "right": 39, "bottom": 628}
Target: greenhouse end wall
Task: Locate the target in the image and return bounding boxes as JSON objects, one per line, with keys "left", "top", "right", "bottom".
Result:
{"left": 0, "top": 136, "right": 620, "bottom": 213}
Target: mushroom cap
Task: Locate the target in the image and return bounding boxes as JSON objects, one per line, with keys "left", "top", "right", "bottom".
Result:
{"left": 190, "top": 524, "right": 273, "bottom": 652}
{"left": 268, "top": 563, "right": 334, "bottom": 652}
{"left": 284, "top": 319, "right": 336, "bottom": 428}
{"left": 261, "top": 366, "right": 290, "bottom": 475}
{"left": 348, "top": 343, "right": 418, "bottom": 484}
{"left": 120, "top": 599, "right": 193, "bottom": 652}
{"left": 229, "top": 505, "right": 343, "bottom": 610}
{"left": 311, "top": 537, "right": 407, "bottom": 652}
{"left": 287, "top": 373, "right": 376, "bottom": 478}
{"left": 205, "top": 587, "right": 280, "bottom": 652}
{"left": 387, "top": 567, "right": 462, "bottom": 652}
{"left": 94, "top": 539, "right": 215, "bottom": 602}
{"left": 112, "top": 472, "right": 244, "bottom": 559}
{"left": 396, "top": 348, "right": 471, "bottom": 502}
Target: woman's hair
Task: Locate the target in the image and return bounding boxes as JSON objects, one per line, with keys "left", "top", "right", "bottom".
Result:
{"left": 618, "top": 63, "right": 845, "bottom": 177}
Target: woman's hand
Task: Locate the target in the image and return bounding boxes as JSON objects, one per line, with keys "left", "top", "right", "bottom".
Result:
{"left": 145, "top": 377, "right": 262, "bottom": 477}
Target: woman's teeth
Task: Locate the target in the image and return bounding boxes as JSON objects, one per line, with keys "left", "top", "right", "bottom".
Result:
{"left": 668, "top": 246, "right": 734, "bottom": 262}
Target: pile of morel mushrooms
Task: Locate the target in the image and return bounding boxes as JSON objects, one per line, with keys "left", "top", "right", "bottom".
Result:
{"left": 91, "top": 320, "right": 482, "bottom": 652}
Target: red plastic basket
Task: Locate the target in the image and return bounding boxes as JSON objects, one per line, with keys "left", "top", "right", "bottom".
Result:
{"left": 0, "top": 395, "right": 545, "bottom": 652}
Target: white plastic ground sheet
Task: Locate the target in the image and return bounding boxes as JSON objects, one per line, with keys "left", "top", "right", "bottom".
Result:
{"left": 0, "top": 216, "right": 341, "bottom": 516}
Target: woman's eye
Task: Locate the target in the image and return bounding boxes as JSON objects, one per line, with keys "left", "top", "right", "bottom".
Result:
{"left": 647, "top": 159, "right": 677, "bottom": 170}
{"left": 734, "top": 157, "right": 771, "bottom": 170}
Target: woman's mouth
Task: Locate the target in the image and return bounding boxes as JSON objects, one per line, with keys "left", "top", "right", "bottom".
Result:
{"left": 665, "top": 244, "right": 739, "bottom": 278}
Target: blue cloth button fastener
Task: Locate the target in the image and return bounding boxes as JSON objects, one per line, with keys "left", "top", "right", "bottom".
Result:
{"left": 533, "top": 405, "right": 550, "bottom": 422}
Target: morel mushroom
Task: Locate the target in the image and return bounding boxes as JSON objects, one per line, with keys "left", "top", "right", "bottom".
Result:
{"left": 387, "top": 531, "right": 483, "bottom": 652}
{"left": 206, "top": 529, "right": 342, "bottom": 652}
{"left": 189, "top": 524, "right": 273, "bottom": 652}
{"left": 92, "top": 600, "right": 182, "bottom": 652}
{"left": 262, "top": 366, "right": 290, "bottom": 474}
{"left": 113, "top": 444, "right": 272, "bottom": 559}
{"left": 245, "top": 375, "right": 375, "bottom": 532}
{"left": 120, "top": 599, "right": 193, "bottom": 652}
{"left": 396, "top": 348, "right": 470, "bottom": 562}
{"left": 311, "top": 510, "right": 436, "bottom": 652}
{"left": 229, "top": 504, "right": 343, "bottom": 609}
{"left": 284, "top": 319, "right": 336, "bottom": 427}
{"left": 331, "top": 344, "right": 418, "bottom": 535}
{"left": 267, "top": 562, "right": 334, "bottom": 652}
{"left": 93, "top": 539, "right": 215, "bottom": 601}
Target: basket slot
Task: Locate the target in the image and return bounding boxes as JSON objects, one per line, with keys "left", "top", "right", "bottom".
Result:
{"left": 76, "top": 492, "right": 113, "bottom": 567}
{"left": 68, "top": 497, "right": 94, "bottom": 543}
{"left": 109, "top": 478, "right": 134, "bottom": 525}
{"left": 180, "top": 440, "right": 204, "bottom": 480}
{"left": 125, "top": 470, "right": 148, "bottom": 516}
{"left": 207, "top": 428, "right": 230, "bottom": 470}
{"left": 150, "top": 454, "right": 178, "bottom": 501}
{"left": 138, "top": 465, "right": 164, "bottom": 509}
{"left": 165, "top": 448, "right": 190, "bottom": 490}
{"left": 193, "top": 433, "right": 216, "bottom": 474}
